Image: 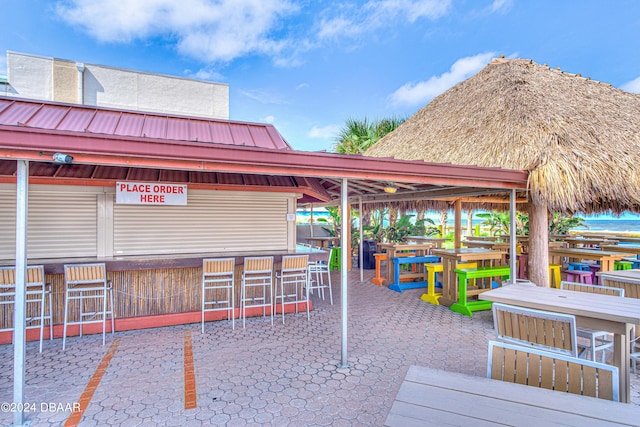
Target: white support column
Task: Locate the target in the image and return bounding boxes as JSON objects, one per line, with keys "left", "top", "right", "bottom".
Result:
{"left": 340, "top": 178, "right": 349, "bottom": 368}
{"left": 13, "top": 159, "right": 28, "bottom": 427}
{"left": 509, "top": 189, "right": 517, "bottom": 284}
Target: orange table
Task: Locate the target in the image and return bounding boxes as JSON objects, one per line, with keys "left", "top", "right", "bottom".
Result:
{"left": 378, "top": 242, "right": 433, "bottom": 286}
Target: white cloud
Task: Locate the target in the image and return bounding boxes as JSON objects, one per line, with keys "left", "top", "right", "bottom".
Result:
{"left": 55, "top": 1, "right": 453, "bottom": 68}
{"left": 318, "top": 0, "right": 451, "bottom": 41}
{"left": 261, "top": 115, "right": 276, "bottom": 123}
{"left": 487, "top": 0, "right": 513, "bottom": 14}
{"left": 621, "top": 76, "right": 640, "bottom": 94}
{"left": 308, "top": 124, "right": 340, "bottom": 139}
{"left": 239, "top": 89, "right": 289, "bottom": 105}
{"left": 388, "top": 52, "right": 496, "bottom": 107}
{"left": 56, "top": 0, "right": 298, "bottom": 63}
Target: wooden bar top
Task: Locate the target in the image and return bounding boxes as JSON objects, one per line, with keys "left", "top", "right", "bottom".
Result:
{"left": 1, "top": 246, "right": 328, "bottom": 275}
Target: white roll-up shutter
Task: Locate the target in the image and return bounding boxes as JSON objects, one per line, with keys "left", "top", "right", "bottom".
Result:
{"left": 0, "top": 188, "right": 98, "bottom": 260}
{"left": 114, "top": 191, "right": 289, "bottom": 255}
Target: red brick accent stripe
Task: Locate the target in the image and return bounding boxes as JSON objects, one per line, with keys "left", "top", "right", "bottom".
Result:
{"left": 64, "top": 338, "right": 120, "bottom": 427}
{"left": 184, "top": 330, "right": 197, "bottom": 410}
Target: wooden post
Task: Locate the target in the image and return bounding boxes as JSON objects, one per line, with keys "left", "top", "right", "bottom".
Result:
{"left": 528, "top": 201, "right": 549, "bottom": 287}
{"left": 454, "top": 200, "right": 462, "bottom": 249}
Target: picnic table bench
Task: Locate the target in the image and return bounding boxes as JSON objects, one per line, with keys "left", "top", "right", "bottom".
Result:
{"left": 388, "top": 255, "right": 439, "bottom": 293}
{"left": 449, "top": 265, "right": 510, "bottom": 316}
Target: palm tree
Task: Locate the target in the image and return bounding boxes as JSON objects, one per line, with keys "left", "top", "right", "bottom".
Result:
{"left": 333, "top": 116, "right": 407, "bottom": 234}
{"left": 333, "top": 116, "right": 406, "bottom": 154}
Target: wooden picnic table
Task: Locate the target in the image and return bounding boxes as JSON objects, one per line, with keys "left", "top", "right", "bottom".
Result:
{"left": 462, "top": 239, "right": 511, "bottom": 251}
{"left": 305, "top": 236, "right": 338, "bottom": 249}
{"left": 548, "top": 247, "right": 633, "bottom": 272}
{"left": 480, "top": 284, "right": 640, "bottom": 403}
{"left": 430, "top": 248, "right": 506, "bottom": 307}
{"left": 563, "top": 237, "right": 619, "bottom": 248}
{"left": 610, "top": 236, "right": 640, "bottom": 244}
{"left": 377, "top": 242, "right": 433, "bottom": 286}
{"left": 403, "top": 236, "right": 447, "bottom": 248}
{"left": 601, "top": 244, "right": 640, "bottom": 258}
{"left": 385, "top": 366, "right": 639, "bottom": 426}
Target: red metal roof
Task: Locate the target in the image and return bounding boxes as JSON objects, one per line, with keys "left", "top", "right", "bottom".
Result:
{"left": 0, "top": 96, "right": 529, "bottom": 204}
{"left": 0, "top": 97, "right": 291, "bottom": 150}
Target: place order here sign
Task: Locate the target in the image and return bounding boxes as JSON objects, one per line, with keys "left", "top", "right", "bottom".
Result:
{"left": 116, "top": 182, "right": 187, "bottom": 205}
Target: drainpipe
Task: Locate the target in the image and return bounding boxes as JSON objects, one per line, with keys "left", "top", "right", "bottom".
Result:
{"left": 76, "top": 62, "right": 85, "bottom": 104}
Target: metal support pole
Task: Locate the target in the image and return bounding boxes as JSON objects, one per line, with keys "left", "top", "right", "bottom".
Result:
{"left": 14, "top": 159, "right": 28, "bottom": 427}
{"left": 340, "top": 178, "right": 349, "bottom": 368}
{"left": 359, "top": 197, "right": 363, "bottom": 283}
{"left": 509, "top": 189, "right": 517, "bottom": 284}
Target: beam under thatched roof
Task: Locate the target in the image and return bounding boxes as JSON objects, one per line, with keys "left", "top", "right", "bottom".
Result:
{"left": 366, "top": 58, "right": 640, "bottom": 214}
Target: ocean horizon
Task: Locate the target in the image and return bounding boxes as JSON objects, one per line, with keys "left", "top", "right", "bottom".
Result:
{"left": 297, "top": 212, "right": 640, "bottom": 234}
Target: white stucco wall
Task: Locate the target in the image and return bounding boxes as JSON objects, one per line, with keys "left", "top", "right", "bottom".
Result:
{"left": 5, "top": 51, "right": 229, "bottom": 119}
{"left": 7, "top": 51, "right": 53, "bottom": 100}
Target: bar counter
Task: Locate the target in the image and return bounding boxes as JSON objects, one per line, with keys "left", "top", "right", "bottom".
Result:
{"left": 1, "top": 246, "right": 328, "bottom": 343}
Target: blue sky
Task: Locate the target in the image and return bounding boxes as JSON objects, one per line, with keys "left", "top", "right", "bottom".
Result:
{"left": 1, "top": 0, "right": 640, "bottom": 153}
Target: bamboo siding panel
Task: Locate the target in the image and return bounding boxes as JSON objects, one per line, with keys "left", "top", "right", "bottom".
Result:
{"left": 1, "top": 262, "right": 285, "bottom": 329}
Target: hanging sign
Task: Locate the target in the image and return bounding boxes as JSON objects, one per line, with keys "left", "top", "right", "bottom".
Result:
{"left": 116, "top": 182, "right": 187, "bottom": 205}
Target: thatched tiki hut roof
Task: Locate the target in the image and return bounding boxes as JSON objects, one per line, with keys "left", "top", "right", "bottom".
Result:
{"left": 366, "top": 58, "right": 640, "bottom": 214}
{"left": 365, "top": 57, "right": 640, "bottom": 288}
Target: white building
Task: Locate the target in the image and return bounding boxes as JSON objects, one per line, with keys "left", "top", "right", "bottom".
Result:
{"left": 2, "top": 51, "right": 229, "bottom": 119}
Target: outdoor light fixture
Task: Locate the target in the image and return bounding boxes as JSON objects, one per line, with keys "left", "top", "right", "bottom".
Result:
{"left": 52, "top": 152, "right": 73, "bottom": 164}
{"left": 383, "top": 184, "right": 397, "bottom": 194}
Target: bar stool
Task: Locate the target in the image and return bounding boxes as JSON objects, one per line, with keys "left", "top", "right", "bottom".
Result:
{"left": 202, "top": 258, "right": 235, "bottom": 332}
{"left": 568, "top": 262, "right": 591, "bottom": 271}
{"left": 63, "top": 263, "right": 114, "bottom": 350}
{"left": 275, "top": 255, "right": 310, "bottom": 324}
{"left": 564, "top": 270, "right": 593, "bottom": 284}
{"left": 307, "top": 251, "right": 333, "bottom": 305}
{"left": 548, "top": 264, "right": 562, "bottom": 288}
{"left": 329, "top": 247, "right": 341, "bottom": 271}
{"left": 0, "top": 265, "right": 53, "bottom": 353}
{"left": 614, "top": 260, "right": 633, "bottom": 271}
{"left": 240, "top": 256, "right": 274, "bottom": 328}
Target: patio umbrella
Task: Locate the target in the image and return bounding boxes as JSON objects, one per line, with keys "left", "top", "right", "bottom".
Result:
{"left": 365, "top": 57, "right": 640, "bottom": 286}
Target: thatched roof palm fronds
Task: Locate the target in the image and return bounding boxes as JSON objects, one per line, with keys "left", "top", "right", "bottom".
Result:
{"left": 365, "top": 58, "right": 640, "bottom": 214}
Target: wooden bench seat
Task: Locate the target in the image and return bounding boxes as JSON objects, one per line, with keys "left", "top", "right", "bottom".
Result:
{"left": 388, "top": 255, "right": 439, "bottom": 293}
{"left": 450, "top": 266, "right": 510, "bottom": 317}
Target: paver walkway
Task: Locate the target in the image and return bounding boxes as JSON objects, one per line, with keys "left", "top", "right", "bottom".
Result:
{"left": 1, "top": 269, "right": 638, "bottom": 426}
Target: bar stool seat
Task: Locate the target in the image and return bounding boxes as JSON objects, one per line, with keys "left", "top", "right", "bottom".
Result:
{"left": 0, "top": 265, "right": 53, "bottom": 353}
{"left": 202, "top": 258, "right": 235, "bottom": 332}
{"left": 63, "top": 263, "right": 114, "bottom": 350}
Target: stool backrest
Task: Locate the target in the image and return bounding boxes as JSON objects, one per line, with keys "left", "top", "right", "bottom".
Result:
{"left": 281, "top": 255, "right": 309, "bottom": 273}
{"left": 243, "top": 256, "right": 274, "bottom": 274}
{"left": 203, "top": 258, "right": 235, "bottom": 276}
{"left": 64, "top": 263, "right": 107, "bottom": 287}
{"left": 488, "top": 340, "right": 619, "bottom": 401}
{"left": 0, "top": 265, "right": 46, "bottom": 290}
{"left": 492, "top": 302, "right": 578, "bottom": 357}
{"left": 560, "top": 281, "right": 624, "bottom": 297}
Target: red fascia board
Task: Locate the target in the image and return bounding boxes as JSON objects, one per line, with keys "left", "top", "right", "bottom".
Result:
{"left": 0, "top": 126, "right": 528, "bottom": 189}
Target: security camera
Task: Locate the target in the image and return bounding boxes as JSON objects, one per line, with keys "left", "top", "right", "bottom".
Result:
{"left": 52, "top": 153, "right": 73, "bottom": 164}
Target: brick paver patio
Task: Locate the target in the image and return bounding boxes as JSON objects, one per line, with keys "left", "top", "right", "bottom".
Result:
{"left": 1, "top": 269, "right": 638, "bottom": 426}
